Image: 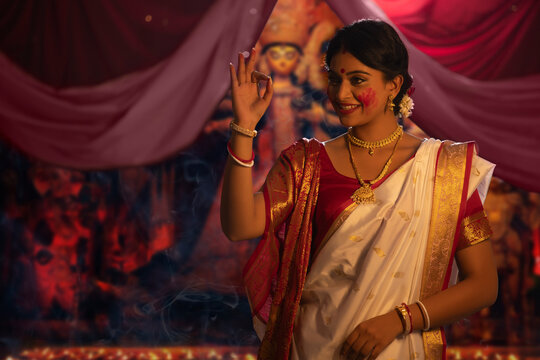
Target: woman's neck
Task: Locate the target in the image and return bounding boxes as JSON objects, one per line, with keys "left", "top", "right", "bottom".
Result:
{"left": 350, "top": 115, "right": 399, "bottom": 142}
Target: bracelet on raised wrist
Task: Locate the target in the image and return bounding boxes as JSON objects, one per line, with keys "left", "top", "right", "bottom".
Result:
{"left": 227, "top": 141, "right": 255, "bottom": 168}
{"left": 230, "top": 121, "right": 257, "bottom": 138}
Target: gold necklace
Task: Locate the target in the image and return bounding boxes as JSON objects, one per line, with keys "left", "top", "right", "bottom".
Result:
{"left": 347, "top": 125, "right": 403, "bottom": 156}
{"left": 347, "top": 132, "right": 402, "bottom": 204}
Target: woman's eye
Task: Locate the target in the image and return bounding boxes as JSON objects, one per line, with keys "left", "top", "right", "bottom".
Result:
{"left": 350, "top": 77, "right": 365, "bottom": 85}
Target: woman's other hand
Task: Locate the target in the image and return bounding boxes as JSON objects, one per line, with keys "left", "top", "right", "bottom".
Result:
{"left": 341, "top": 310, "right": 403, "bottom": 359}
{"left": 229, "top": 48, "right": 273, "bottom": 129}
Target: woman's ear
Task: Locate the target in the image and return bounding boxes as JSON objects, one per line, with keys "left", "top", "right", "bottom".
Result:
{"left": 388, "top": 74, "right": 404, "bottom": 96}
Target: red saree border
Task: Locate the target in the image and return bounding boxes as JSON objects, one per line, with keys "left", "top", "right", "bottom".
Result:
{"left": 243, "top": 142, "right": 301, "bottom": 317}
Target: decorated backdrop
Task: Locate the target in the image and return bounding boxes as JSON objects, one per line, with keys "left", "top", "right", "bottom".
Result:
{"left": 1, "top": 0, "right": 540, "bottom": 359}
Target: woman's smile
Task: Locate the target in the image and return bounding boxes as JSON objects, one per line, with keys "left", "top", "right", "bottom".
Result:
{"left": 336, "top": 102, "right": 362, "bottom": 115}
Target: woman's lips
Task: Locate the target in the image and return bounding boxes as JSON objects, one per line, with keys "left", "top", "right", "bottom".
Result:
{"left": 336, "top": 103, "right": 361, "bottom": 115}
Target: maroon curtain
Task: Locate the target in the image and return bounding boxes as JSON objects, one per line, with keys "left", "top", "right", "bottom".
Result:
{"left": 374, "top": 0, "right": 540, "bottom": 80}
{"left": 0, "top": 0, "right": 277, "bottom": 169}
{"left": 1, "top": 0, "right": 540, "bottom": 191}
{"left": 0, "top": 0, "right": 215, "bottom": 87}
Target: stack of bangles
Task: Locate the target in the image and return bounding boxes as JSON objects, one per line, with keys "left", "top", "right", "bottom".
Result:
{"left": 227, "top": 122, "right": 256, "bottom": 168}
{"left": 394, "top": 300, "right": 431, "bottom": 335}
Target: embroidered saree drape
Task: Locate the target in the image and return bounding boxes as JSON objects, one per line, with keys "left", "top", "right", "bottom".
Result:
{"left": 245, "top": 138, "right": 494, "bottom": 359}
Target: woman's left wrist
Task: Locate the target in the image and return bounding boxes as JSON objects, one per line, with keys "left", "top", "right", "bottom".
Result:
{"left": 389, "top": 310, "right": 405, "bottom": 337}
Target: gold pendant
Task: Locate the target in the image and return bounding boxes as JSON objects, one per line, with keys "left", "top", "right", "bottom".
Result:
{"left": 368, "top": 148, "right": 374, "bottom": 156}
{"left": 351, "top": 185, "right": 376, "bottom": 204}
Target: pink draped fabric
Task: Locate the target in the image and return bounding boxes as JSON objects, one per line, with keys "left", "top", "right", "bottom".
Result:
{"left": 0, "top": 0, "right": 276, "bottom": 169}
{"left": 325, "top": 0, "right": 540, "bottom": 192}
{"left": 1, "top": 0, "right": 540, "bottom": 192}
{"left": 374, "top": 0, "right": 540, "bottom": 80}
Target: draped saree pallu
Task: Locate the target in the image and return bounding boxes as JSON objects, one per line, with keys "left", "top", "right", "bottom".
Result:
{"left": 243, "top": 138, "right": 322, "bottom": 359}
{"left": 243, "top": 138, "right": 495, "bottom": 360}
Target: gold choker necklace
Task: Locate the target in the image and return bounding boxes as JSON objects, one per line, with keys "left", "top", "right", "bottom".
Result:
{"left": 347, "top": 131, "right": 402, "bottom": 204}
{"left": 347, "top": 125, "right": 403, "bottom": 156}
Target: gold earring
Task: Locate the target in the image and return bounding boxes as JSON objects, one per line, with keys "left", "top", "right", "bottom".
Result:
{"left": 387, "top": 95, "right": 395, "bottom": 111}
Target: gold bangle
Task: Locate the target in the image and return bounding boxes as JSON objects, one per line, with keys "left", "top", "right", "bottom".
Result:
{"left": 230, "top": 122, "right": 257, "bottom": 138}
{"left": 395, "top": 305, "right": 411, "bottom": 334}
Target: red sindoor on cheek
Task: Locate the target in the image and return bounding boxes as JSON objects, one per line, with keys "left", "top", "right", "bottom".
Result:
{"left": 353, "top": 88, "right": 377, "bottom": 109}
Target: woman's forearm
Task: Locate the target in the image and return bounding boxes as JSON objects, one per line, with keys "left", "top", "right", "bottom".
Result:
{"left": 407, "top": 241, "right": 498, "bottom": 332}
{"left": 342, "top": 241, "right": 497, "bottom": 360}
{"left": 220, "top": 132, "right": 265, "bottom": 241}
{"left": 221, "top": 50, "right": 273, "bottom": 242}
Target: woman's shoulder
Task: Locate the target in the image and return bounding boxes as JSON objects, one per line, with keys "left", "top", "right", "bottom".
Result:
{"left": 278, "top": 137, "right": 325, "bottom": 163}
{"left": 284, "top": 137, "right": 324, "bottom": 152}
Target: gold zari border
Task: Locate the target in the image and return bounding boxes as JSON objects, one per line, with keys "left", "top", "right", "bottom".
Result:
{"left": 421, "top": 141, "right": 470, "bottom": 359}
{"left": 461, "top": 210, "right": 487, "bottom": 227}
{"left": 461, "top": 213, "right": 492, "bottom": 247}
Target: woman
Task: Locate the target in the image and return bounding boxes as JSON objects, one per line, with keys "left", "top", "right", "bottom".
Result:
{"left": 221, "top": 19, "right": 498, "bottom": 360}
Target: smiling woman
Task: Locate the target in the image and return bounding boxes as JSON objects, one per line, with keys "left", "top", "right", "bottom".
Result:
{"left": 221, "top": 19, "right": 498, "bottom": 360}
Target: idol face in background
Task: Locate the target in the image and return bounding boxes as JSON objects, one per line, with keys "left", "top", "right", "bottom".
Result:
{"left": 264, "top": 44, "right": 301, "bottom": 77}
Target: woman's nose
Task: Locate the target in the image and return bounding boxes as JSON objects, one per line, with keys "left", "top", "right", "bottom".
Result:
{"left": 336, "top": 82, "right": 352, "bottom": 101}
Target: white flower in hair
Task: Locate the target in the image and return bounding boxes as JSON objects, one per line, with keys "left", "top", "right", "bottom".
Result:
{"left": 398, "top": 94, "right": 414, "bottom": 119}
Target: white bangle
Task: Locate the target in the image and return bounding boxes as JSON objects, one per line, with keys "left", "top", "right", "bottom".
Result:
{"left": 416, "top": 300, "right": 430, "bottom": 331}
{"left": 227, "top": 148, "right": 254, "bottom": 168}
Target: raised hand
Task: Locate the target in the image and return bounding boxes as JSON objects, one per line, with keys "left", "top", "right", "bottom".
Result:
{"left": 229, "top": 48, "right": 273, "bottom": 129}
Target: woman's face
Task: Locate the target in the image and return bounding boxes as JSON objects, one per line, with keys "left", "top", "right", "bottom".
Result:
{"left": 327, "top": 51, "right": 395, "bottom": 128}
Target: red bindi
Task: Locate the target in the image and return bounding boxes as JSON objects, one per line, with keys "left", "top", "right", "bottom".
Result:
{"left": 340, "top": 68, "right": 345, "bottom": 73}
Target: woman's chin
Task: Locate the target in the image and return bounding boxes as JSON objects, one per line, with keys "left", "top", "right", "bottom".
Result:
{"left": 339, "top": 116, "right": 368, "bottom": 128}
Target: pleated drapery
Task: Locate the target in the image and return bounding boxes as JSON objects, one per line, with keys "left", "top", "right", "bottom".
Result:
{"left": 1, "top": 0, "right": 539, "bottom": 191}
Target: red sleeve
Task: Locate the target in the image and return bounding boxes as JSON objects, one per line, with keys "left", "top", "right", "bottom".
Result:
{"left": 456, "top": 190, "right": 493, "bottom": 251}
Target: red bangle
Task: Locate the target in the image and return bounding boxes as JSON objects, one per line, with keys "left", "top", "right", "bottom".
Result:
{"left": 402, "top": 302, "right": 413, "bottom": 334}
{"left": 227, "top": 141, "right": 255, "bottom": 163}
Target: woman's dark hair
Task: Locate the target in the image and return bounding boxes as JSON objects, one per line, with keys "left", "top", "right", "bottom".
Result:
{"left": 324, "top": 19, "right": 413, "bottom": 116}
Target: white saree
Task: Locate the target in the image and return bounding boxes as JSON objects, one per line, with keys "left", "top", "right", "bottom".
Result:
{"left": 291, "top": 138, "right": 495, "bottom": 360}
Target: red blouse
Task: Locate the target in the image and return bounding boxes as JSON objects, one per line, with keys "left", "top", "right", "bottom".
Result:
{"left": 312, "top": 145, "right": 490, "bottom": 256}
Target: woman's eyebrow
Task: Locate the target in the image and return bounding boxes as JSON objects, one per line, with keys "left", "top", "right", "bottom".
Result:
{"left": 328, "top": 69, "right": 371, "bottom": 76}
{"left": 346, "top": 70, "right": 371, "bottom": 76}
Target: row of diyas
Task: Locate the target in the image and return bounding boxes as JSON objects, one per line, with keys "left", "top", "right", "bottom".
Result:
{"left": 6, "top": 346, "right": 539, "bottom": 360}
{"left": 5, "top": 347, "right": 257, "bottom": 360}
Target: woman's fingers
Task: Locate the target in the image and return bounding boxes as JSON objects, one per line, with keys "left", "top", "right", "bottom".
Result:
{"left": 237, "top": 52, "right": 246, "bottom": 83}
{"left": 341, "top": 329, "right": 360, "bottom": 358}
{"left": 251, "top": 71, "right": 270, "bottom": 83}
{"left": 249, "top": 71, "right": 273, "bottom": 103}
{"left": 262, "top": 77, "right": 273, "bottom": 103}
{"left": 369, "top": 344, "right": 383, "bottom": 359}
{"left": 246, "top": 48, "right": 256, "bottom": 80}
{"left": 358, "top": 340, "right": 376, "bottom": 359}
{"left": 229, "top": 63, "right": 238, "bottom": 89}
